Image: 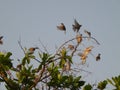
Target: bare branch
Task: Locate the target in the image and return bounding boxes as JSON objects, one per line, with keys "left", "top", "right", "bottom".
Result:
{"left": 56, "top": 38, "right": 75, "bottom": 54}
{"left": 18, "top": 38, "right": 26, "bottom": 55}
{"left": 83, "top": 36, "right": 100, "bottom": 45}
{"left": 39, "top": 39, "right": 49, "bottom": 53}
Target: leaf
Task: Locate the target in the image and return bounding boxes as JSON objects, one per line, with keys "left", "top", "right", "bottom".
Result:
{"left": 74, "top": 76, "right": 81, "bottom": 82}
{"left": 57, "top": 73, "right": 61, "bottom": 80}
{"left": 0, "top": 78, "right": 4, "bottom": 82}
{"left": 22, "top": 56, "right": 28, "bottom": 65}
{"left": 97, "top": 80, "right": 107, "bottom": 89}
{"left": 59, "top": 59, "right": 66, "bottom": 68}
{"left": 60, "top": 47, "right": 67, "bottom": 57}
{"left": 5, "top": 52, "right": 12, "bottom": 58}
{"left": 78, "top": 81, "right": 85, "bottom": 86}
{"left": 107, "top": 78, "right": 115, "bottom": 86}
{"left": 0, "top": 52, "right": 13, "bottom": 69}
{"left": 83, "top": 84, "right": 92, "bottom": 90}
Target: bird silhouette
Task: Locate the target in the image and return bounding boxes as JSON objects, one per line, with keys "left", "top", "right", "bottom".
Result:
{"left": 72, "top": 19, "right": 82, "bottom": 32}
{"left": 84, "top": 30, "right": 91, "bottom": 38}
{"left": 57, "top": 23, "right": 66, "bottom": 34}
{"left": 96, "top": 53, "right": 101, "bottom": 61}
{"left": 0, "top": 36, "right": 3, "bottom": 45}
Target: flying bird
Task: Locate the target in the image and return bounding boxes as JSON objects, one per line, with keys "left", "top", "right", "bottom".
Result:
{"left": 83, "top": 46, "right": 93, "bottom": 56}
{"left": 96, "top": 53, "right": 101, "bottom": 61}
{"left": 78, "top": 46, "right": 93, "bottom": 64}
{"left": 72, "top": 19, "right": 82, "bottom": 32}
{"left": 57, "top": 23, "right": 66, "bottom": 34}
{"left": 84, "top": 30, "right": 91, "bottom": 38}
{"left": 0, "top": 36, "right": 3, "bottom": 45}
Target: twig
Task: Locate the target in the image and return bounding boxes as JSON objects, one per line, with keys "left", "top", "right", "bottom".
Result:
{"left": 71, "top": 43, "right": 79, "bottom": 57}
{"left": 83, "top": 36, "right": 100, "bottom": 45}
{"left": 39, "top": 39, "right": 49, "bottom": 53}
{"left": 55, "top": 36, "right": 100, "bottom": 55}
{"left": 56, "top": 38, "right": 75, "bottom": 54}
{"left": 73, "top": 68, "right": 92, "bottom": 74}
{"left": 29, "top": 65, "right": 46, "bottom": 90}
{"left": 18, "top": 38, "right": 26, "bottom": 55}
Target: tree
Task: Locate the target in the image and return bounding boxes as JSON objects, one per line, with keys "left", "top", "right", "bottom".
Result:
{"left": 0, "top": 19, "right": 119, "bottom": 90}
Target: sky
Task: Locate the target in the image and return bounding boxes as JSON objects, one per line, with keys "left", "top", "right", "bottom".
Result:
{"left": 0, "top": 0, "right": 120, "bottom": 89}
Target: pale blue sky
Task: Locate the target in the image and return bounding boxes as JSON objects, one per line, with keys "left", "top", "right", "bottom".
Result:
{"left": 0, "top": 0, "right": 120, "bottom": 89}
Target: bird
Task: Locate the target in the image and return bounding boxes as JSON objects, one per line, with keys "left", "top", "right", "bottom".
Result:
{"left": 28, "top": 47, "right": 39, "bottom": 54}
{"left": 57, "top": 23, "right": 66, "bottom": 34}
{"left": 83, "top": 46, "right": 93, "bottom": 56}
{"left": 68, "top": 44, "right": 74, "bottom": 50}
{"left": 84, "top": 30, "right": 91, "bottom": 38}
{"left": 96, "top": 53, "right": 101, "bottom": 61}
{"left": 76, "top": 34, "right": 82, "bottom": 43}
{"left": 0, "top": 36, "right": 3, "bottom": 45}
{"left": 78, "top": 52, "right": 88, "bottom": 63}
{"left": 72, "top": 19, "right": 82, "bottom": 32}
{"left": 78, "top": 46, "right": 93, "bottom": 64}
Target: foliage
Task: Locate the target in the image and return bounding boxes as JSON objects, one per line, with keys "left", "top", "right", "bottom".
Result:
{"left": 0, "top": 19, "right": 119, "bottom": 90}
{"left": 107, "top": 75, "right": 120, "bottom": 90}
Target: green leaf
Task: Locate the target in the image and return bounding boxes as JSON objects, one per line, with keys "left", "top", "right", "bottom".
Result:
{"left": 97, "top": 80, "right": 107, "bottom": 89}
{"left": 83, "top": 84, "right": 92, "bottom": 90}
{"left": 0, "top": 52, "right": 13, "bottom": 69}
{"left": 59, "top": 59, "right": 66, "bottom": 68}
{"left": 66, "top": 55, "right": 72, "bottom": 63}
{"left": 107, "top": 78, "right": 115, "bottom": 86}
{"left": 74, "top": 76, "right": 81, "bottom": 82}
{"left": 0, "top": 78, "right": 4, "bottom": 82}
{"left": 22, "top": 56, "right": 27, "bottom": 65}
{"left": 78, "top": 81, "right": 85, "bottom": 86}
{"left": 5, "top": 52, "right": 12, "bottom": 58}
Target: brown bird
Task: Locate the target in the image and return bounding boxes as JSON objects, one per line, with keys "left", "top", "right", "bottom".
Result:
{"left": 0, "top": 36, "right": 3, "bottom": 45}
{"left": 57, "top": 23, "right": 66, "bottom": 34}
{"left": 78, "top": 46, "right": 93, "bottom": 64}
{"left": 78, "top": 52, "right": 88, "bottom": 64}
{"left": 84, "top": 30, "right": 91, "bottom": 38}
{"left": 72, "top": 19, "right": 82, "bottom": 32}
{"left": 83, "top": 46, "right": 93, "bottom": 56}
{"left": 96, "top": 53, "right": 101, "bottom": 61}
{"left": 68, "top": 44, "right": 74, "bottom": 50}
{"left": 76, "top": 34, "right": 82, "bottom": 43}
{"left": 28, "top": 47, "right": 39, "bottom": 54}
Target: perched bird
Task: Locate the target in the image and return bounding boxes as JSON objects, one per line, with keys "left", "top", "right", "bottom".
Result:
{"left": 68, "top": 44, "right": 74, "bottom": 50}
{"left": 28, "top": 47, "right": 39, "bottom": 54}
{"left": 72, "top": 19, "right": 82, "bottom": 32}
{"left": 96, "top": 53, "right": 101, "bottom": 61}
{"left": 84, "top": 30, "right": 91, "bottom": 38}
{"left": 76, "top": 34, "right": 82, "bottom": 43}
{"left": 0, "top": 36, "right": 3, "bottom": 45}
{"left": 57, "top": 23, "right": 66, "bottom": 34}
